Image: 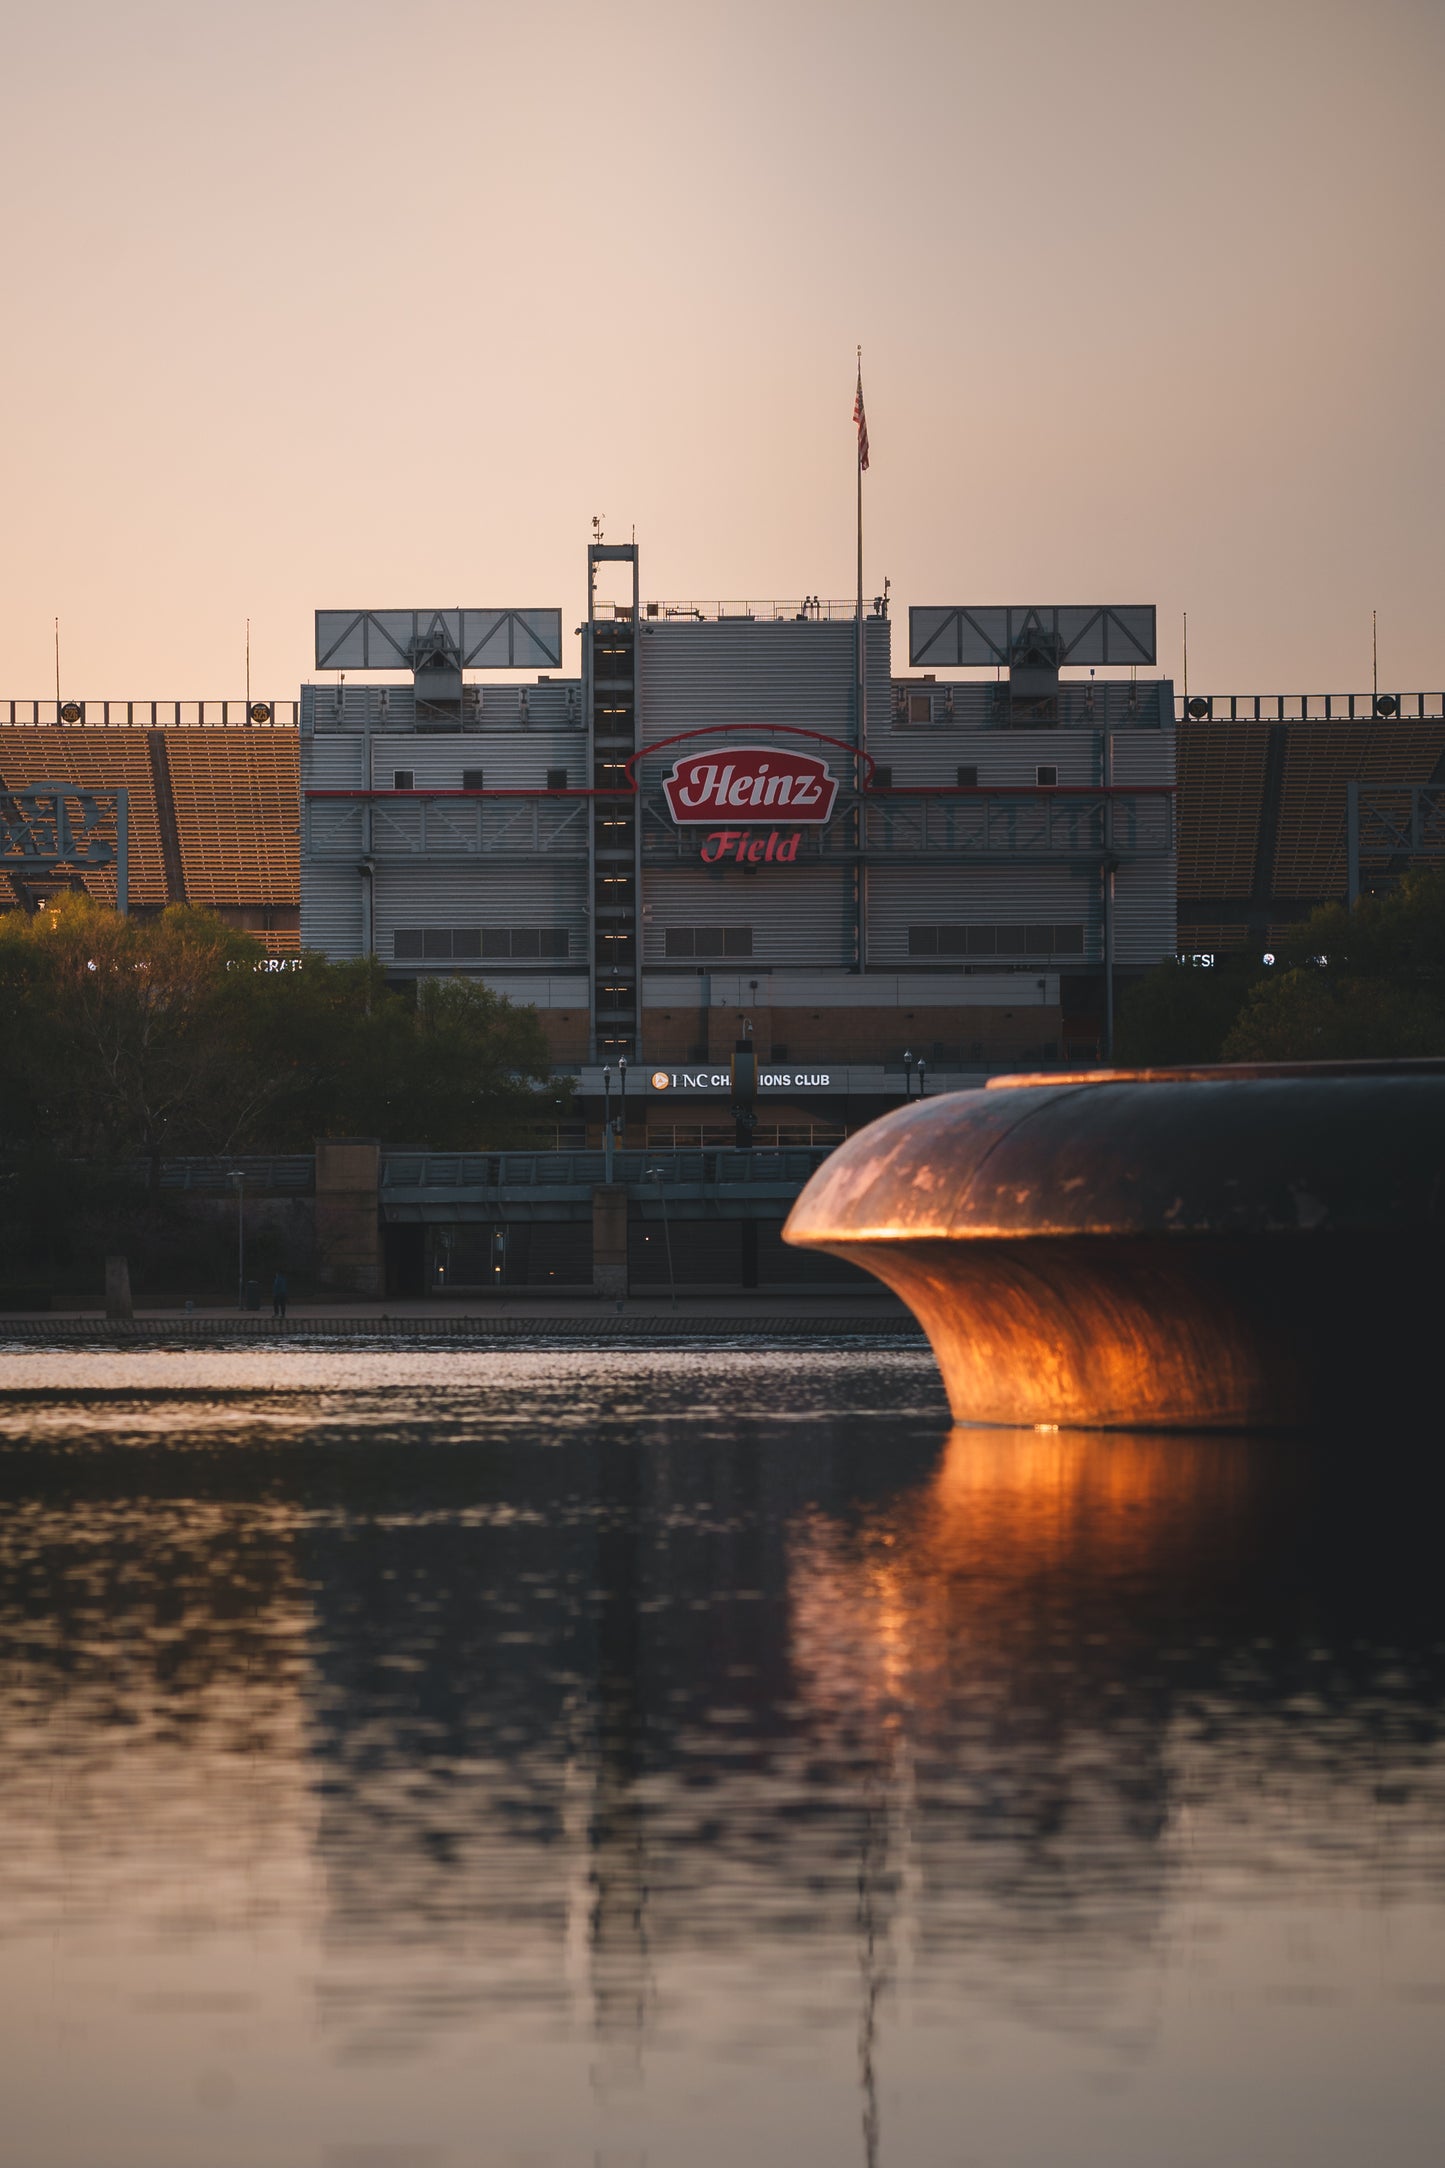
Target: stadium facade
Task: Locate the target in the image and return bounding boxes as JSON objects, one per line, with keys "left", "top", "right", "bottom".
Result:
{"left": 298, "top": 545, "right": 1174, "bottom": 1135}
{"left": 3, "top": 535, "right": 1443, "bottom": 1144}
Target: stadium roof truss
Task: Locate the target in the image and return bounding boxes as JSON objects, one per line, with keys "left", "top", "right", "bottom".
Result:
{"left": 909, "top": 605, "right": 1157, "bottom": 671}
{"left": 315, "top": 610, "right": 564, "bottom": 672}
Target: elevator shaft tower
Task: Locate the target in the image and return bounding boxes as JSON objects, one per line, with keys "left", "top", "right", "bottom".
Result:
{"left": 586, "top": 542, "right": 642, "bottom": 1062}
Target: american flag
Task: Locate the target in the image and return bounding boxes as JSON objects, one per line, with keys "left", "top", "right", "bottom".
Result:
{"left": 854, "top": 366, "right": 869, "bottom": 472}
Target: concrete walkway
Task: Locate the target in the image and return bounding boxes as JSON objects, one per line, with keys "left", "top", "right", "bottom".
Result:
{"left": 0, "top": 1292, "right": 925, "bottom": 1342}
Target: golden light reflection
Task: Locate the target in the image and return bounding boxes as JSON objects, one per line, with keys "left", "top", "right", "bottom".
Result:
{"left": 788, "top": 1426, "right": 1260, "bottom": 1729}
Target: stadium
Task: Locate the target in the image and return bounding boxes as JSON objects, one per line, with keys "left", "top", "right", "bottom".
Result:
{"left": 4, "top": 533, "right": 1443, "bottom": 1294}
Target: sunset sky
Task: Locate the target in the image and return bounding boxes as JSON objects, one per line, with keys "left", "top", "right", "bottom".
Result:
{"left": 2, "top": 0, "right": 1441, "bottom": 696}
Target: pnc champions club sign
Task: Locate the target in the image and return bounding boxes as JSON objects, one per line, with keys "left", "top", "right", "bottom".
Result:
{"left": 658, "top": 738, "right": 843, "bottom": 863}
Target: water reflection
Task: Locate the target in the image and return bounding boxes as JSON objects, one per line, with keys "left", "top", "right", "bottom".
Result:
{"left": 1, "top": 1350, "right": 1444, "bottom": 2168}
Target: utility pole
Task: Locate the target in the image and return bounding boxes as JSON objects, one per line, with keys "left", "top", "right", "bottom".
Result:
{"left": 228, "top": 1170, "right": 246, "bottom": 1308}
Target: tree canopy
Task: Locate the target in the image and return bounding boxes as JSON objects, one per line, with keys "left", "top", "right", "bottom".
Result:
{"left": 1116, "top": 870, "right": 1445, "bottom": 1066}
{"left": 0, "top": 896, "right": 566, "bottom": 1166}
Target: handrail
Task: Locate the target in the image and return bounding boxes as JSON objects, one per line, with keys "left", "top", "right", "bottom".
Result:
{"left": 1176, "top": 692, "right": 1445, "bottom": 723}
{"left": 594, "top": 598, "right": 885, "bottom": 625}
{"left": 1, "top": 699, "right": 298, "bottom": 729}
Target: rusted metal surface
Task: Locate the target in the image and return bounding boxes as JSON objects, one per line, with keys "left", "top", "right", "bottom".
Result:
{"left": 783, "top": 1062, "right": 1445, "bottom": 1430}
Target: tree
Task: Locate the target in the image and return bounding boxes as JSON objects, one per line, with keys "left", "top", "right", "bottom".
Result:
{"left": 239, "top": 958, "right": 564, "bottom": 1146}
{"left": 1115, "top": 954, "right": 1263, "bottom": 1066}
{"left": 0, "top": 896, "right": 274, "bottom": 1175}
{"left": 1221, "top": 967, "right": 1445, "bottom": 1060}
{"left": 0, "top": 897, "right": 568, "bottom": 1163}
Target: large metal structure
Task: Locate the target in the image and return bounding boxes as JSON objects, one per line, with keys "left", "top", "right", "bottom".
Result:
{"left": 1346, "top": 782, "right": 1445, "bottom": 905}
{"left": 315, "top": 610, "right": 563, "bottom": 672}
{"left": 0, "top": 784, "right": 129, "bottom": 913}
{"left": 909, "top": 605, "right": 1157, "bottom": 669}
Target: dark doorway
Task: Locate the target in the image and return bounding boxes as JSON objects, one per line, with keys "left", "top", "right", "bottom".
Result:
{"left": 384, "top": 1224, "right": 426, "bottom": 1299}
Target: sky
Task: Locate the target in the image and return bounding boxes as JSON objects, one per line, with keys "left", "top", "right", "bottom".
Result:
{"left": 2, "top": 0, "right": 1442, "bottom": 698}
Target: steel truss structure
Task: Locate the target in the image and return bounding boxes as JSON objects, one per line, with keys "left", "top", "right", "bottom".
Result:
{"left": 0, "top": 784, "right": 129, "bottom": 911}
{"left": 640, "top": 785, "right": 1174, "bottom": 865}
{"left": 1346, "top": 782, "right": 1445, "bottom": 905}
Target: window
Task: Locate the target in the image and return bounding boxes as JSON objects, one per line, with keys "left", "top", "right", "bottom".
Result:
{"left": 1036, "top": 764, "right": 1058, "bottom": 787}
{"left": 956, "top": 764, "right": 978, "bottom": 788}
{"left": 393, "top": 769, "right": 414, "bottom": 791}
{"left": 665, "top": 927, "right": 754, "bottom": 959}
{"left": 908, "top": 923, "right": 1086, "bottom": 958}
{"left": 907, "top": 692, "right": 932, "bottom": 724}
{"left": 546, "top": 767, "right": 568, "bottom": 791}
{"left": 393, "top": 927, "right": 569, "bottom": 961}
{"left": 871, "top": 766, "right": 893, "bottom": 792}
{"left": 462, "top": 767, "right": 485, "bottom": 791}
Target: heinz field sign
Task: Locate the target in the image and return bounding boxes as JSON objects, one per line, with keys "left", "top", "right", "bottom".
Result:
{"left": 662, "top": 746, "right": 839, "bottom": 826}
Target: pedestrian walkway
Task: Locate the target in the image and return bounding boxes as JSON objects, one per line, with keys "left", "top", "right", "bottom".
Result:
{"left": 0, "top": 1292, "right": 924, "bottom": 1344}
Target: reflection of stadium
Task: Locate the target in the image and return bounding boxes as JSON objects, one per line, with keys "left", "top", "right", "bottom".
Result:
{"left": 4, "top": 1377, "right": 1445, "bottom": 2130}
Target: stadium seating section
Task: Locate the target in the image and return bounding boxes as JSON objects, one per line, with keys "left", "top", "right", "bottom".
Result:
{"left": 0, "top": 728, "right": 168, "bottom": 907}
{"left": 0, "top": 726, "right": 299, "bottom": 941}
{"left": 164, "top": 731, "right": 299, "bottom": 907}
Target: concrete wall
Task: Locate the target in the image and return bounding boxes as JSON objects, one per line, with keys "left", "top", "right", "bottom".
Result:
{"left": 315, "top": 1139, "right": 383, "bottom": 1297}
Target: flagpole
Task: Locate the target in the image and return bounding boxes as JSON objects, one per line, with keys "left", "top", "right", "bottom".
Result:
{"left": 856, "top": 346, "right": 864, "bottom": 692}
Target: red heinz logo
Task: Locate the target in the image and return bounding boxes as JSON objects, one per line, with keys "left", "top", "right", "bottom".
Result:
{"left": 662, "top": 744, "right": 839, "bottom": 825}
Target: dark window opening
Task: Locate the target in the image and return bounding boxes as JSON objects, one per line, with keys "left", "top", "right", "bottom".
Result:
{"left": 393, "top": 927, "right": 570, "bottom": 962}
{"left": 1036, "top": 764, "right": 1058, "bottom": 787}
{"left": 907, "top": 693, "right": 932, "bottom": 724}
{"left": 393, "top": 769, "right": 414, "bottom": 791}
{"left": 956, "top": 764, "right": 978, "bottom": 788}
{"left": 664, "top": 927, "right": 754, "bottom": 959}
{"left": 546, "top": 767, "right": 568, "bottom": 791}
{"left": 871, "top": 766, "right": 893, "bottom": 791}
{"left": 907, "top": 923, "right": 1086, "bottom": 959}
{"left": 462, "top": 767, "right": 485, "bottom": 791}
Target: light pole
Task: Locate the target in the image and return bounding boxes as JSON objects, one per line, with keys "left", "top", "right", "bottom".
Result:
{"left": 647, "top": 1164, "right": 677, "bottom": 1309}
{"left": 617, "top": 1055, "right": 628, "bottom": 1160}
{"left": 916, "top": 1056, "right": 927, "bottom": 1099}
{"left": 902, "top": 1048, "right": 914, "bottom": 1100}
{"left": 227, "top": 1169, "right": 245, "bottom": 1309}
{"left": 602, "top": 1065, "right": 613, "bottom": 1183}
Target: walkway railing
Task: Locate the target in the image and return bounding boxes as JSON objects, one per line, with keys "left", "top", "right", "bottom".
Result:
{"left": 2, "top": 700, "right": 299, "bottom": 729}
{"left": 1176, "top": 692, "right": 1444, "bottom": 722}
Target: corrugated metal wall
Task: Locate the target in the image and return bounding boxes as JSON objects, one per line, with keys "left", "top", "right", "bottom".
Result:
{"left": 642, "top": 866, "right": 854, "bottom": 968}
{"left": 1108, "top": 729, "right": 1177, "bottom": 962}
{"left": 301, "top": 865, "right": 363, "bottom": 957}
{"left": 364, "top": 731, "right": 583, "bottom": 790}
{"left": 373, "top": 864, "right": 587, "bottom": 962}
{"left": 636, "top": 619, "right": 867, "bottom": 749}
{"left": 867, "top": 724, "right": 1102, "bottom": 788}
{"left": 865, "top": 865, "right": 1100, "bottom": 964}
{"left": 301, "top": 682, "right": 582, "bottom": 733}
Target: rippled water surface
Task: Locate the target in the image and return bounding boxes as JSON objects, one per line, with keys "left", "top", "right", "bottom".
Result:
{"left": 2, "top": 1344, "right": 1444, "bottom": 2168}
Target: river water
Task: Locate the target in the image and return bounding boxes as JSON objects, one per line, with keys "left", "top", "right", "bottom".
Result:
{"left": 1, "top": 1344, "right": 1442, "bottom": 2168}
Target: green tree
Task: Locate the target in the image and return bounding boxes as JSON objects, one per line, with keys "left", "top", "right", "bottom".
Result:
{"left": 240, "top": 958, "right": 564, "bottom": 1146}
{"left": 1115, "top": 954, "right": 1263, "bottom": 1066}
{"left": 0, "top": 897, "right": 567, "bottom": 1163}
{"left": 0, "top": 895, "right": 273, "bottom": 1174}
{"left": 1220, "top": 870, "right": 1445, "bottom": 1060}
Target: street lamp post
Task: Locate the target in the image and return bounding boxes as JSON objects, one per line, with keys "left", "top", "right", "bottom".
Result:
{"left": 602, "top": 1065, "right": 613, "bottom": 1183}
{"left": 647, "top": 1165, "right": 677, "bottom": 1309}
{"left": 618, "top": 1055, "right": 628, "bottom": 1160}
{"left": 227, "top": 1170, "right": 246, "bottom": 1309}
{"left": 916, "top": 1056, "right": 927, "bottom": 1099}
{"left": 903, "top": 1048, "right": 914, "bottom": 1100}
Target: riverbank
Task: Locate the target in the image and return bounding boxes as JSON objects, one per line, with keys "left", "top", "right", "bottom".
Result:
{"left": 0, "top": 1291, "right": 922, "bottom": 1345}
